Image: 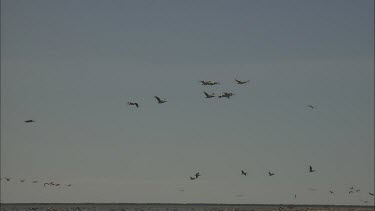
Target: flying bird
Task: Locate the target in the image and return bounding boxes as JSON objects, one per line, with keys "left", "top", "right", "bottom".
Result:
{"left": 66, "top": 184, "right": 72, "bottom": 186}
{"left": 329, "top": 190, "right": 334, "bottom": 194}
{"left": 241, "top": 170, "right": 247, "bottom": 176}
{"left": 309, "top": 165, "right": 316, "bottom": 172}
{"left": 200, "top": 80, "right": 220, "bottom": 86}
{"left": 189, "top": 177, "right": 196, "bottom": 180}
{"left": 308, "top": 105, "right": 315, "bottom": 109}
{"left": 268, "top": 172, "right": 275, "bottom": 176}
{"left": 195, "top": 172, "right": 201, "bottom": 178}
{"left": 356, "top": 189, "right": 360, "bottom": 192}
{"left": 218, "top": 92, "right": 234, "bottom": 99}
{"left": 203, "top": 92, "right": 215, "bottom": 98}
{"left": 369, "top": 192, "right": 374, "bottom": 196}
{"left": 349, "top": 190, "right": 354, "bottom": 194}
{"left": 25, "top": 120, "right": 35, "bottom": 123}
{"left": 127, "top": 102, "right": 139, "bottom": 108}
{"left": 154, "top": 96, "right": 167, "bottom": 104}
{"left": 4, "top": 178, "right": 11, "bottom": 181}
{"left": 235, "top": 79, "right": 250, "bottom": 84}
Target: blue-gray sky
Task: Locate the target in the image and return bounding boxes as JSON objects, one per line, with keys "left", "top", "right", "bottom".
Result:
{"left": 1, "top": 0, "right": 374, "bottom": 205}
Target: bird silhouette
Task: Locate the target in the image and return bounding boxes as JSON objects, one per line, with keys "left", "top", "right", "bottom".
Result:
{"left": 154, "top": 96, "right": 167, "bottom": 104}
{"left": 195, "top": 172, "right": 201, "bottom": 178}
{"left": 127, "top": 102, "right": 139, "bottom": 108}
{"left": 200, "top": 80, "right": 219, "bottom": 85}
{"left": 203, "top": 92, "right": 215, "bottom": 98}
{"left": 369, "top": 192, "right": 374, "bottom": 196}
{"left": 241, "top": 170, "right": 247, "bottom": 176}
{"left": 25, "top": 120, "right": 35, "bottom": 123}
{"left": 308, "top": 105, "right": 315, "bottom": 109}
{"left": 20, "top": 179, "right": 25, "bottom": 182}
{"left": 309, "top": 165, "right": 316, "bottom": 172}
{"left": 218, "top": 92, "right": 234, "bottom": 99}
{"left": 269, "top": 172, "right": 275, "bottom": 176}
{"left": 329, "top": 190, "right": 334, "bottom": 194}
{"left": 189, "top": 177, "right": 196, "bottom": 180}
{"left": 235, "top": 79, "right": 250, "bottom": 84}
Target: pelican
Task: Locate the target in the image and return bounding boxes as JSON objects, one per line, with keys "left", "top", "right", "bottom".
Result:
{"left": 241, "top": 170, "right": 247, "bottom": 176}
{"left": 268, "top": 172, "right": 275, "bottom": 176}
{"left": 309, "top": 165, "right": 315, "bottom": 172}
{"left": 369, "top": 192, "right": 374, "bottom": 196}
{"left": 189, "top": 177, "right": 196, "bottom": 180}
{"left": 127, "top": 102, "right": 139, "bottom": 108}
{"left": 195, "top": 172, "right": 201, "bottom": 178}
{"left": 218, "top": 92, "right": 234, "bottom": 99}
{"left": 200, "top": 80, "right": 219, "bottom": 86}
{"left": 235, "top": 79, "right": 250, "bottom": 84}
{"left": 25, "top": 120, "right": 35, "bottom": 123}
{"left": 154, "top": 96, "right": 167, "bottom": 104}
{"left": 203, "top": 92, "right": 215, "bottom": 98}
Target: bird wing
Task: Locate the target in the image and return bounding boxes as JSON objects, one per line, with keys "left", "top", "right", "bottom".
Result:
{"left": 154, "top": 96, "right": 162, "bottom": 103}
{"left": 204, "top": 92, "right": 210, "bottom": 97}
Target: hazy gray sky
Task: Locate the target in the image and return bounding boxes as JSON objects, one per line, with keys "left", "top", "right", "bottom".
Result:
{"left": 1, "top": 0, "right": 374, "bottom": 205}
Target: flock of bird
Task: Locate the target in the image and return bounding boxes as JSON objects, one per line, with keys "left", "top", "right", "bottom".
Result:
{"left": 0, "top": 177, "right": 72, "bottom": 188}
{"left": 4, "top": 77, "right": 374, "bottom": 205}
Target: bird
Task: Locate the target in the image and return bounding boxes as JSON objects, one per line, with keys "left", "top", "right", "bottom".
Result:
{"left": 4, "top": 178, "right": 11, "bottom": 181}
{"left": 189, "top": 177, "right": 196, "bottom": 180}
{"left": 309, "top": 165, "right": 315, "bottom": 172}
{"left": 241, "top": 170, "right": 247, "bottom": 176}
{"left": 294, "top": 194, "right": 297, "bottom": 198}
{"left": 235, "top": 79, "right": 250, "bottom": 84}
{"left": 25, "top": 120, "right": 35, "bottom": 123}
{"left": 350, "top": 186, "right": 354, "bottom": 190}
{"left": 127, "top": 102, "right": 139, "bottom": 108}
{"left": 66, "top": 184, "right": 72, "bottom": 186}
{"left": 203, "top": 92, "right": 215, "bottom": 98}
{"left": 218, "top": 92, "right": 234, "bottom": 99}
{"left": 200, "top": 80, "right": 219, "bottom": 85}
{"left": 268, "top": 172, "right": 275, "bottom": 176}
{"left": 349, "top": 190, "right": 354, "bottom": 194}
{"left": 195, "top": 172, "right": 201, "bottom": 178}
{"left": 20, "top": 179, "right": 25, "bottom": 182}
{"left": 307, "top": 105, "right": 315, "bottom": 109}
{"left": 329, "top": 190, "right": 334, "bottom": 194}
{"left": 356, "top": 189, "right": 360, "bottom": 193}
{"left": 369, "top": 192, "right": 374, "bottom": 196}
{"left": 154, "top": 96, "right": 167, "bottom": 104}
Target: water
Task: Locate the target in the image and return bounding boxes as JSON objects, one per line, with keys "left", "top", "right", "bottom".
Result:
{"left": 1, "top": 204, "right": 374, "bottom": 211}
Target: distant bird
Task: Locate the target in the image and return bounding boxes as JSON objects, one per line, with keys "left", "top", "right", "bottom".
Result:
{"left": 349, "top": 190, "right": 354, "bottom": 194}
{"left": 218, "top": 92, "right": 234, "bottom": 99}
{"left": 20, "top": 179, "right": 25, "bottom": 182}
{"left": 154, "top": 96, "right": 167, "bottom": 104}
{"left": 25, "top": 120, "right": 35, "bottom": 123}
{"left": 203, "top": 92, "right": 215, "bottom": 98}
{"left": 329, "top": 190, "right": 334, "bottom": 194}
{"left": 268, "top": 172, "right": 275, "bottom": 176}
{"left": 195, "top": 172, "right": 201, "bottom": 178}
{"left": 44, "top": 182, "right": 54, "bottom": 187}
{"left": 307, "top": 105, "right": 315, "bottom": 109}
{"left": 309, "top": 165, "right": 316, "bottom": 172}
{"left": 189, "top": 177, "right": 196, "bottom": 180}
{"left": 369, "top": 192, "right": 374, "bottom": 196}
{"left": 32, "top": 181, "right": 38, "bottom": 183}
{"left": 54, "top": 184, "right": 60, "bottom": 186}
{"left": 241, "top": 170, "right": 247, "bottom": 176}
{"left": 294, "top": 194, "right": 297, "bottom": 198}
{"left": 127, "top": 102, "right": 139, "bottom": 108}
{"left": 4, "top": 178, "right": 11, "bottom": 181}
{"left": 356, "top": 189, "right": 360, "bottom": 192}
{"left": 200, "top": 80, "right": 219, "bottom": 86}
{"left": 235, "top": 79, "right": 250, "bottom": 84}
{"left": 66, "top": 184, "right": 72, "bottom": 186}
{"left": 350, "top": 186, "right": 354, "bottom": 190}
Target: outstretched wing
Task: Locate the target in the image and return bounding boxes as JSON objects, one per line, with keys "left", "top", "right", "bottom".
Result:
{"left": 154, "top": 96, "right": 162, "bottom": 103}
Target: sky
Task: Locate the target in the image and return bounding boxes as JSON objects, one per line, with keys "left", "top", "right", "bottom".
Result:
{"left": 1, "top": 0, "right": 374, "bottom": 205}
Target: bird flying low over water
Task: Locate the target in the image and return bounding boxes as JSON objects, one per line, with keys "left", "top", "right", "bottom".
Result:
{"left": 268, "top": 172, "right": 275, "bottom": 176}
{"left": 195, "top": 172, "right": 201, "bottom": 178}
{"left": 25, "top": 120, "right": 35, "bottom": 123}
{"left": 154, "top": 96, "right": 167, "bottom": 104}
{"left": 66, "top": 184, "right": 72, "bottom": 186}
{"left": 235, "top": 79, "right": 250, "bottom": 84}
{"left": 127, "top": 102, "right": 139, "bottom": 108}
{"left": 241, "top": 170, "right": 247, "bottom": 176}
{"left": 309, "top": 165, "right": 316, "bottom": 172}
{"left": 200, "top": 80, "right": 220, "bottom": 85}
{"left": 4, "top": 178, "right": 11, "bottom": 181}
{"left": 189, "top": 177, "right": 196, "bottom": 180}
{"left": 218, "top": 92, "right": 234, "bottom": 99}
{"left": 369, "top": 192, "right": 374, "bottom": 196}
{"left": 329, "top": 190, "right": 334, "bottom": 194}
{"left": 203, "top": 92, "right": 215, "bottom": 98}
{"left": 308, "top": 105, "right": 315, "bottom": 109}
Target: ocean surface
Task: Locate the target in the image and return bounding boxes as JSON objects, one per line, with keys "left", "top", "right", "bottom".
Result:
{"left": 1, "top": 204, "right": 374, "bottom": 211}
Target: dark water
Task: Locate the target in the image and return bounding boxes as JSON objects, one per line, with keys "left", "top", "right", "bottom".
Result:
{"left": 1, "top": 204, "right": 374, "bottom": 211}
